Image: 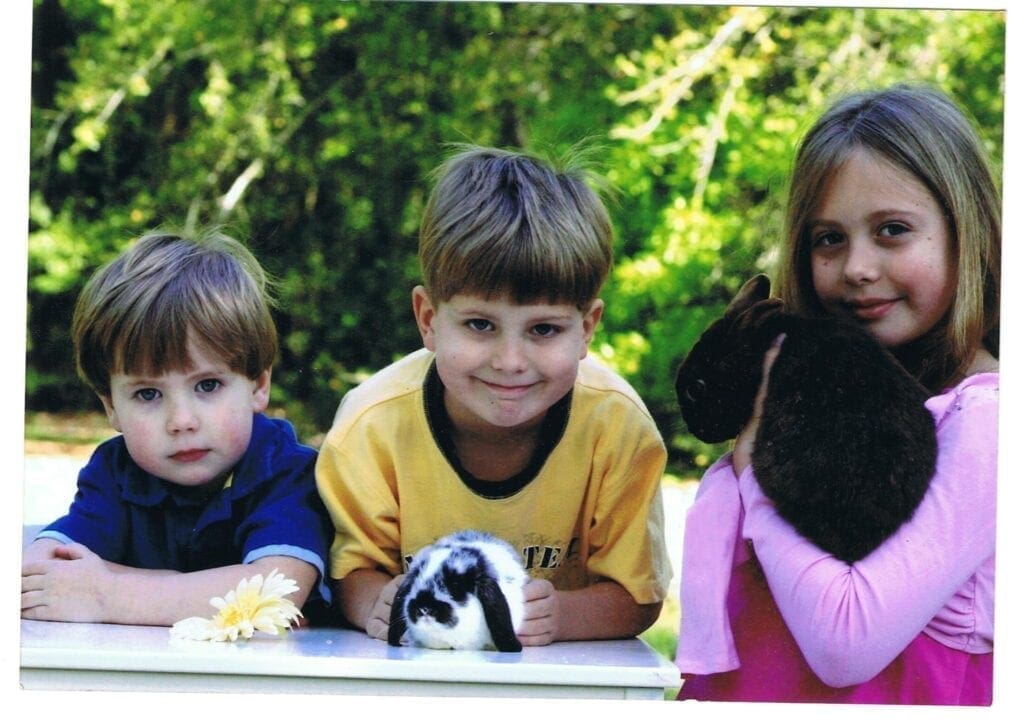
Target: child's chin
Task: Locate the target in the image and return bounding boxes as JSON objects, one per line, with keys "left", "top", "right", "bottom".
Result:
{"left": 484, "top": 403, "right": 549, "bottom": 429}
{"left": 153, "top": 465, "right": 228, "bottom": 489}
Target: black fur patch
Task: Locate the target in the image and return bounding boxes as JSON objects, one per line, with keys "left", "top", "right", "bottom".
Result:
{"left": 675, "top": 275, "right": 937, "bottom": 562}
{"left": 439, "top": 547, "right": 486, "bottom": 604}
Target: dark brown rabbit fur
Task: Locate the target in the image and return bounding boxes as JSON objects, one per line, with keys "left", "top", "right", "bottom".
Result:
{"left": 675, "top": 275, "right": 937, "bottom": 562}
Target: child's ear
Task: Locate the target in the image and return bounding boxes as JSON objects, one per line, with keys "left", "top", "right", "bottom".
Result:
{"left": 411, "top": 285, "right": 438, "bottom": 351}
{"left": 579, "top": 298, "right": 605, "bottom": 358}
{"left": 99, "top": 395, "right": 122, "bottom": 432}
{"left": 251, "top": 368, "right": 272, "bottom": 413}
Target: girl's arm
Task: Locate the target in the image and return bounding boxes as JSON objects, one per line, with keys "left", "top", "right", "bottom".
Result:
{"left": 22, "top": 547, "right": 318, "bottom": 625}
{"left": 738, "top": 379, "right": 997, "bottom": 687}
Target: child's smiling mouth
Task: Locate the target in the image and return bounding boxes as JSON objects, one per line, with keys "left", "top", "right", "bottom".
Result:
{"left": 846, "top": 297, "right": 900, "bottom": 321}
{"left": 479, "top": 379, "right": 537, "bottom": 397}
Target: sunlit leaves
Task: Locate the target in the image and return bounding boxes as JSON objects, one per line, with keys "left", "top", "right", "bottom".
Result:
{"left": 28, "top": 2, "right": 1005, "bottom": 470}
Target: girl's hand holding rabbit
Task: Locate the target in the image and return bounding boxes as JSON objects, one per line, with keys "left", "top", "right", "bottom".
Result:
{"left": 731, "top": 333, "right": 785, "bottom": 477}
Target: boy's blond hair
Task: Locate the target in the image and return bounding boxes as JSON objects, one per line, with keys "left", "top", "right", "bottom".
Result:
{"left": 72, "top": 229, "right": 277, "bottom": 397}
{"left": 418, "top": 144, "right": 613, "bottom": 309}
{"left": 776, "top": 84, "right": 1001, "bottom": 390}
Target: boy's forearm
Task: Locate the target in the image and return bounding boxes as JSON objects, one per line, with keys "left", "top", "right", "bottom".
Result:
{"left": 555, "top": 581, "right": 662, "bottom": 641}
{"left": 101, "top": 555, "right": 317, "bottom": 626}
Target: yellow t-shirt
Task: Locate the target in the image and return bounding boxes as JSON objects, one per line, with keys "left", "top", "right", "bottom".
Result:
{"left": 315, "top": 348, "right": 671, "bottom": 605}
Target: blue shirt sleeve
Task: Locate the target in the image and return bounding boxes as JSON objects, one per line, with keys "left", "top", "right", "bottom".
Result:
{"left": 42, "top": 439, "right": 131, "bottom": 561}
{"left": 231, "top": 418, "right": 335, "bottom": 604}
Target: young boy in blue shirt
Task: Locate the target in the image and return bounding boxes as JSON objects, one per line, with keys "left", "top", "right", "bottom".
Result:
{"left": 316, "top": 146, "right": 672, "bottom": 645}
{"left": 21, "top": 230, "right": 333, "bottom": 625}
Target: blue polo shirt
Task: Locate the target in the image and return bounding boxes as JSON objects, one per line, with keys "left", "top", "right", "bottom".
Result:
{"left": 38, "top": 413, "right": 333, "bottom": 608}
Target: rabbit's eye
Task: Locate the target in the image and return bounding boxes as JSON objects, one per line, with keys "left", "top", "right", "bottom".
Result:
{"left": 685, "top": 379, "right": 707, "bottom": 402}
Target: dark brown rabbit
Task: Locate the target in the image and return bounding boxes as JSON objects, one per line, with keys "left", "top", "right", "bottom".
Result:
{"left": 675, "top": 275, "right": 937, "bottom": 562}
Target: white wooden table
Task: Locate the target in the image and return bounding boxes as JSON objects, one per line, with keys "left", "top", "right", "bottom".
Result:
{"left": 20, "top": 620, "right": 680, "bottom": 699}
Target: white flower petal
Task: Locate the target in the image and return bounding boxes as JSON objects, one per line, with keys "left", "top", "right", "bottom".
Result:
{"left": 260, "top": 569, "right": 300, "bottom": 598}
{"left": 170, "top": 617, "right": 219, "bottom": 641}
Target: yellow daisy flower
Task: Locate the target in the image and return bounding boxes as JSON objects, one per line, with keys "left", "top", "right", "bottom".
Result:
{"left": 171, "top": 569, "right": 303, "bottom": 642}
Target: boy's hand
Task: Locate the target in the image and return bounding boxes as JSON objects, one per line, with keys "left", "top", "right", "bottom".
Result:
{"left": 517, "top": 578, "right": 559, "bottom": 646}
{"left": 365, "top": 573, "right": 405, "bottom": 641}
{"left": 21, "top": 543, "right": 113, "bottom": 622}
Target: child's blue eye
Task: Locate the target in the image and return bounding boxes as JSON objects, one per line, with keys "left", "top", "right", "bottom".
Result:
{"left": 135, "top": 388, "right": 160, "bottom": 402}
{"left": 532, "top": 323, "right": 560, "bottom": 338}
{"left": 196, "top": 379, "right": 221, "bottom": 393}
{"left": 465, "top": 319, "right": 493, "bottom": 332}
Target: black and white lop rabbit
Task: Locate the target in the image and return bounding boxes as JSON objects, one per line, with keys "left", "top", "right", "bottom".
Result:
{"left": 675, "top": 274, "right": 937, "bottom": 562}
{"left": 387, "top": 530, "right": 527, "bottom": 652}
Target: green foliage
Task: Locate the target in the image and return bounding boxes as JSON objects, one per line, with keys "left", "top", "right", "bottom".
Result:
{"left": 27, "top": 1, "right": 1004, "bottom": 472}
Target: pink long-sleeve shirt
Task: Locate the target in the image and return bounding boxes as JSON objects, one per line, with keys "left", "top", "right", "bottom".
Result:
{"left": 676, "top": 372, "right": 997, "bottom": 704}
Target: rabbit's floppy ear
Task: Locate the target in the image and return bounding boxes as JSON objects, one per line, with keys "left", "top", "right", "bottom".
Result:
{"left": 476, "top": 575, "right": 523, "bottom": 653}
{"left": 387, "top": 575, "right": 415, "bottom": 647}
{"left": 724, "top": 274, "right": 771, "bottom": 318}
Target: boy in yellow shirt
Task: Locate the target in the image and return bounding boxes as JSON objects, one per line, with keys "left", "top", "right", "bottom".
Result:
{"left": 316, "top": 145, "right": 670, "bottom": 645}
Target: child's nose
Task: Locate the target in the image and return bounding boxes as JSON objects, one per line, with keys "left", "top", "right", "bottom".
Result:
{"left": 842, "top": 238, "right": 882, "bottom": 286}
{"left": 165, "top": 398, "right": 199, "bottom": 433}
{"left": 491, "top": 336, "right": 528, "bottom": 372}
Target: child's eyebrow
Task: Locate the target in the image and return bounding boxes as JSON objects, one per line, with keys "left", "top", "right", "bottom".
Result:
{"left": 115, "top": 370, "right": 160, "bottom": 384}
{"left": 527, "top": 313, "right": 576, "bottom": 324}
{"left": 810, "top": 207, "right": 926, "bottom": 227}
{"left": 120, "top": 377, "right": 156, "bottom": 387}
{"left": 451, "top": 306, "right": 491, "bottom": 316}
{"left": 461, "top": 309, "right": 576, "bottom": 323}
{"left": 185, "top": 365, "right": 232, "bottom": 380}
{"left": 117, "top": 363, "right": 232, "bottom": 386}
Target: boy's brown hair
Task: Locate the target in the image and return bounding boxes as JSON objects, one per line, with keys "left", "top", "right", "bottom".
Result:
{"left": 72, "top": 229, "right": 277, "bottom": 397}
{"left": 418, "top": 144, "right": 614, "bottom": 310}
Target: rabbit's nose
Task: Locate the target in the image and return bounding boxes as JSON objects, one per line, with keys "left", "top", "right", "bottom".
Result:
{"left": 684, "top": 378, "right": 707, "bottom": 403}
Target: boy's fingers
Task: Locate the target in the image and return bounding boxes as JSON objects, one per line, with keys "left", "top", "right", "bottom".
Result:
{"left": 516, "top": 631, "right": 554, "bottom": 647}
{"left": 519, "top": 610, "right": 554, "bottom": 629}
{"left": 20, "top": 561, "right": 49, "bottom": 577}
{"left": 521, "top": 578, "right": 553, "bottom": 601}
{"left": 365, "top": 618, "right": 388, "bottom": 641}
{"left": 21, "top": 589, "right": 46, "bottom": 611}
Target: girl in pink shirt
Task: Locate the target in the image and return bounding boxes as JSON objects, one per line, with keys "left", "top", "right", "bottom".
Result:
{"left": 675, "top": 84, "right": 1000, "bottom": 705}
